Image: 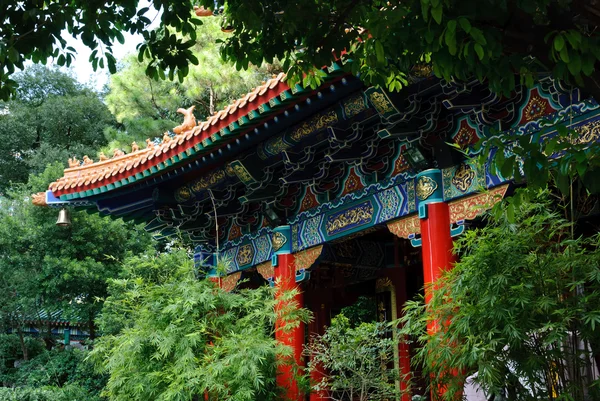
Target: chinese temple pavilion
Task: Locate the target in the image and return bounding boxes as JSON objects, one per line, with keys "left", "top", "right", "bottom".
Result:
{"left": 34, "top": 65, "right": 599, "bottom": 400}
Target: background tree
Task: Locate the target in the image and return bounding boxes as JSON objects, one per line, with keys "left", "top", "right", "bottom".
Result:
{"left": 0, "top": 164, "right": 153, "bottom": 351}
{"left": 401, "top": 191, "right": 600, "bottom": 401}
{"left": 102, "top": 18, "right": 279, "bottom": 153}
{"left": 0, "top": 0, "right": 202, "bottom": 100}
{"left": 91, "top": 250, "right": 309, "bottom": 401}
{"left": 0, "top": 66, "right": 113, "bottom": 191}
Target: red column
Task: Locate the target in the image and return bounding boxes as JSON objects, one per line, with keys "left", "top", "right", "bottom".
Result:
{"left": 416, "top": 169, "right": 459, "bottom": 399}
{"left": 420, "top": 202, "right": 455, "bottom": 313}
{"left": 274, "top": 227, "right": 304, "bottom": 401}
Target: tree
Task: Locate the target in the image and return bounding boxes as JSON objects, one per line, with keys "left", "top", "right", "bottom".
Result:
{"left": 102, "top": 18, "right": 279, "bottom": 153}
{"left": 0, "top": 0, "right": 204, "bottom": 100}
{"left": 7, "top": 1, "right": 600, "bottom": 105}
{"left": 91, "top": 250, "right": 309, "bottom": 401}
{"left": 0, "top": 164, "right": 153, "bottom": 351}
{"left": 0, "top": 66, "right": 114, "bottom": 190}
{"left": 203, "top": 1, "right": 600, "bottom": 96}
{"left": 400, "top": 191, "right": 600, "bottom": 401}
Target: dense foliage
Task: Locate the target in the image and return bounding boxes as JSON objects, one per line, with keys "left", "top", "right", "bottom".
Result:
{"left": 0, "top": 335, "right": 44, "bottom": 384}
{"left": 306, "top": 314, "right": 398, "bottom": 401}
{"left": 401, "top": 191, "right": 600, "bottom": 400}
{"left": 7, "top": 1, "right": 600, "bottom": 101}
{"left": 91, "top": 250, "right": 309, "bottom": 401}
{"left": 0, "top": 164, "right": 152, "bottom": 350}
{"left": 0, "top": 0, "right": 203, "bottom": 100}
{"left": 0, "top": 66, "right": 112, "bottom": 190}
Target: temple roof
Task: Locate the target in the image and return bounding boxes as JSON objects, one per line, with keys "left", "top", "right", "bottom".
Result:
{"left": 46, "top": 71, "right": 298, "bottom": 199}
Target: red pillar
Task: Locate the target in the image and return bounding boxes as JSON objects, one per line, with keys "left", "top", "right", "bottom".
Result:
{"left": 416, "top": 169, "right": 458, "bottom": 399}
{"left": 274, "top": 226, "right": 304, "bottom": 401}
{"left": 420, "top": 202, "right": 455, "bottom": 311}
{"left": 416, "top": 169, "right": 456, "bottom": 331}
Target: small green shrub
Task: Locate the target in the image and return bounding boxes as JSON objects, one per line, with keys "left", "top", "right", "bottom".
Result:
{"left": 0, "top": 384, "right": 102, "bottom": 401}
{"left": 0, "top": 334, "right": 45, "bottom": 382}
{"left": 11, "top": 348, "right": 106, "bottom": 395}
{"left": 306, "top": 314, "right": 399, "bottom": 401}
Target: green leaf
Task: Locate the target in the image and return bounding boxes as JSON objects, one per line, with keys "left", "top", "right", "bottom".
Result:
{"left": 582, "top": 55, "right": 595, "bottom": 76}
{"left": 375, "top": 41, "right": 385, "bottom": 63}
{"left": 115, "top": 30, "right": 125, "bottom": 45}
{"left": 431, "top": 5, "right": 443, "bottom": 24}
{"left": 554, "top": 34, "right": 565, "bottom": 52}
{"left": 8, "top": 47, "right": 19, "bottom": 63}
{"left": 445, "top": 29, "right": 457, "bottom": 55}
{"left": 506, "top": 202, "right": 515, "bottom": 223}
{"left": 555, "top": 171, "right": 570, "bottom": 196}
{"left": 560, "top": 47, "right": 570, "bottom": 63}
{"left": 470, "top": 28, "right": 487, "bottom": 45}
{"left": 568, "top": 52, "right": 581, "bottom": 75}
{"left": 565, "top": 30, "right": 582, "bottom": 49}
{"left": 474, "top": 43, "right": 484, "bottom": 60}
{"left": 458, "top": 17, "right": 471, "bottom": 34}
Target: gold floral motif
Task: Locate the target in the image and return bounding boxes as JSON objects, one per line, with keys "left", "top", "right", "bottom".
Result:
{"left": 407, "top": 180, "right": 416, "bottom": 211}
{"left": 325, "top": 201, "right": 374, "bottom": 236}
{"left": 341, "top": 168, "right": 364, "bottom": 196}
{"left": 294, "top": 245, "right": 323, "bottom": 272}
{"left": 175, "top": 186, "right": 192, "bottom": 202}
{"left": 387, "top": 215, "right": 421, "bottom": 238}
{"left": 452, "top": 164, "right": 476, "bottom": 193}
{"left": 221, "top": 272, "right": 241, "bottom": 292}
{"left": 523, "top": 95, "right": 547, "bottom": 122}
{"left": 231, "top": 163, "right": 254, "bottom": 184}
{"left": 265, "top": 136, "right": 290, "bottom": 155}
{"left": 575, "top": 120, "right": 600, "bottom": 144}
{"left": 290, "top": 110, "right": 338, "bottom": 142}
{"left": 236, "top": 244, "right": 254, "bottom": 266}
{"left": 300, "top": 187, "right": 319, "bottom": 212}
{"left": 256, "top": 261, "right": 274, "bottom": 279}
{"left": 369, "top": 91, "right": 395, "bottom": 115}
{"left": 416, "top": 176, "right": 438, "bottom": 201}
{"left": 343, "top": 95, "right": 366, "bottom": 118}
{"left": 454, "top": 126, "right": 476, "bottom": 148}
{"left": 190, "top": 169, "right": 226, "bottom": 193}
{"left": 228, "top": 223, "right": 242, "bottom": 241}
{"left": 449, "top": 185, "right": 508, "bottom": 222}
{"left": 271, "top": 231, "right": 287, "bottom": 252}
{"left": 225, "top": 164, "right": 236, "bottom": 176}
{"left": 392, "top": 154, "right": 410, "bottom": 176}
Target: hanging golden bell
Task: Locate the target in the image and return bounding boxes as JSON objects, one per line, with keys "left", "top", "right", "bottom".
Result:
{"left": 56, "top": 208, "right": 72, "bottom": 227}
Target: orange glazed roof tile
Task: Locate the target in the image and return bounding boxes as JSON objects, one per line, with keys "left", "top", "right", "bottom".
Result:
{"left": 48, "top": 73, "right": 291, "bottom": 198}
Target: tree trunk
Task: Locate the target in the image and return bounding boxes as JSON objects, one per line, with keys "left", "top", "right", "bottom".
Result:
{"left": 16, "top": 325, "right": 28, "bottom": 361}
{"left": 89, "top": 310, "right": 95, "bottom": 342}
{"left": 209, "top": 86, "right": 214, "bottom": 116}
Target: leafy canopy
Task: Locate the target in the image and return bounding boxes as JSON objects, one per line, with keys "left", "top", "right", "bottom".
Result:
{"left": 0, "top": 66, "right": 113, "bottom": 190}
{"left": 201, "top": 0, "right": 600, "bottom": 97}
{"left": 401, "top": 191, "right": 600, "bottom": 401}
{"left": 0, "top": 0, "right": 202, "bottom": 100}
{"left": 0, "top": 164, "right": 153, "bottom": 341}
